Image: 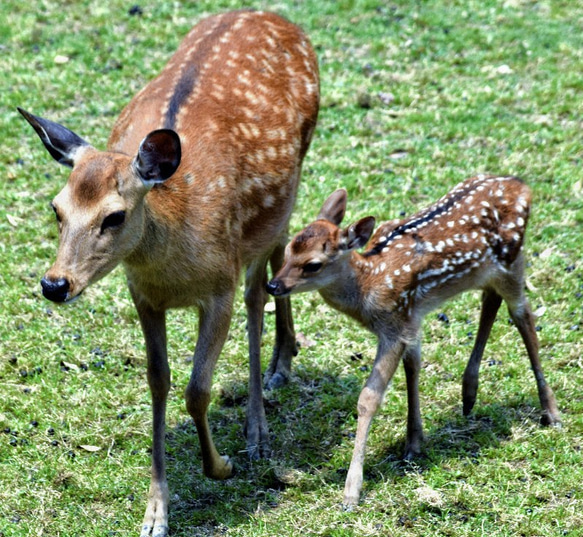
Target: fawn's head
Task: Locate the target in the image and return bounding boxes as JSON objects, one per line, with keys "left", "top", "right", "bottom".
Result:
{"left": 19, "top": 108, "right": 181, "bottom": 303}
{"left": 267, "top": 189, "right": 375, "bottom": 297}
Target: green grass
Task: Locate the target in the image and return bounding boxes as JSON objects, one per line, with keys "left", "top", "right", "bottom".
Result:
{"left": 1, "top": 0, "right": 582, "bottom": 535}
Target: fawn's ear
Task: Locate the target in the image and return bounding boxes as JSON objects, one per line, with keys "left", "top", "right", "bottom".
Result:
{"left": 341, "top": 216, "right": 376, "bottom": 250}
{"left": 317, "top": 189, "right": 347, "bottom": 225}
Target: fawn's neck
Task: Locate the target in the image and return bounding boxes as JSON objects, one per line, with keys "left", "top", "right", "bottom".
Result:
{"left": 318, "top": 253, "right": 369, "bottom": 326}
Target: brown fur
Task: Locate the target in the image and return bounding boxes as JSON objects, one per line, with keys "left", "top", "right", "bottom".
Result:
{"left": 22, "top": 11, "right": 319, "bottom": 537}
{"left": 268, "top": 176, "right": 560, "bottom": 507}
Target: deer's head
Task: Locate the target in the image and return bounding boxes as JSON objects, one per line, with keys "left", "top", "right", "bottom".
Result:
{"left": 19, "top": 108, "right": 181, "bottom": 302}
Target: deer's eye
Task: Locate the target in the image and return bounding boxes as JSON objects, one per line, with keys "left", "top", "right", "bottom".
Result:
{"left": 51, "top": 203, "right": 62, "bottom": 223}
{"left": 303, "top": 261, "right": 323, "bottom": 274}
{"left": 101, "top": 211, "right": 126, "bottom": 233}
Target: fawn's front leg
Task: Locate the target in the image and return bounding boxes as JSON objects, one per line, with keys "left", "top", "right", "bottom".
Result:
{"left": 343, "top": 338, "right": 406, "bottom": 507}
{"left": 402, "top": 341, "right": 423, "bottom": 459}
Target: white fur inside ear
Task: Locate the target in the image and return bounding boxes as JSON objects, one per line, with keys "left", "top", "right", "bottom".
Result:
{"left": 339, "top": 230, "right": 356, "bottom": 251}
{"left": 342, "top": 222, "right": 370, "bottom": 251}
{"left": 69, "top": 144, "right": 91, "bottom": 166}
{"left": 132, "top": 159, "right": 158, "bottom": 190}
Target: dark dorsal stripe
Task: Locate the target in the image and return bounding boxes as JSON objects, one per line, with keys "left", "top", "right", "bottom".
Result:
{"left": 164, "top": 64, "right": 198, "bottom": 130}
{"left": 163, "top": 18, "right": 234, "bottom": 130}
{"left": 362, "top": 181, "right": 478, "bottom": 258}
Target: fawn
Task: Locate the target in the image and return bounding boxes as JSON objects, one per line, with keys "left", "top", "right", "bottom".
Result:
{"left": 19, "top": 10, "right": 319, "bottom": 536}
{"left": 267, "top": 175, "right": 561, "bottom": 506}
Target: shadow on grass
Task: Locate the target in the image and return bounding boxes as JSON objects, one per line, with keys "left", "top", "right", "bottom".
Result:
{"left": 162, "top": 366, "right": 361, "bottom": 533}
{"left": 162, "top": 365, "right": 545, "bottom": 534}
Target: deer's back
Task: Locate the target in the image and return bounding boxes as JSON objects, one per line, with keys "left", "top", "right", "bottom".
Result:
{"left": 110, "top": 10, "right": 319, "bottom": 266}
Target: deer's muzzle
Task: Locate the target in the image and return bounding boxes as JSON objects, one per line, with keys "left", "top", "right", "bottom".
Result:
{"left": 40, "top": 276, "right": 71, "bottom": 303}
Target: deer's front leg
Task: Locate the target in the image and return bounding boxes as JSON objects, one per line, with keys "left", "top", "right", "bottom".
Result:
{"left": 132, "top": 297, "right": 171, "bottom": 537}
{"left": 343, "top": 338, "right": 406, "bottom": 508}
{"left": 185, "top": 292, "right": 235, "bottom": 479}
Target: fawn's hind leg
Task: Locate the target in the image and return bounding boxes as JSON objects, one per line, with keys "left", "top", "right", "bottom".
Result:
{"left": 462, "top": 289, "right": 503, "bottom": 416}
{"left": 497, "top": 254, "right": 561, "bottom": 426}
{"left": 507, "top": 299, "right": 561, "bottom": 426}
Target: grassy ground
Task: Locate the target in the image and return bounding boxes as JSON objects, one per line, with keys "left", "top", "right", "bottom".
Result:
{"left": 1, "top": 0, "right": 582, "bottom": 535}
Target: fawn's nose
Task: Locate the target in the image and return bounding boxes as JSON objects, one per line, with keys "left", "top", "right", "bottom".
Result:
{"left": 41, "top": 276, "right": 70, "bottom": 303}
{"left": 266, "top": 279, "right": 286, "bottom": 297}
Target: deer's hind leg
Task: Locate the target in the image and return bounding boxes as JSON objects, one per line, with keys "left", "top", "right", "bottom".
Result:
{"left": 264, "top": 239, "right": 298, "bottom": 390}
{"left": 244, "top": 254, "right": 272, "bottom": 459}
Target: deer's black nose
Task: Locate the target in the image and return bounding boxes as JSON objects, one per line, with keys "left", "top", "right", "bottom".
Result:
{"left": 41, "top": 276, "right": 70, "bottom": 303}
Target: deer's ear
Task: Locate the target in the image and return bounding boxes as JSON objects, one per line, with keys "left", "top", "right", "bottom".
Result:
{"left": 317, "top": 189, "right": 347, "bottom": 225}
{"left": 18, "top": 107, "right": 90, "bottom": 168}
{"left": 134, "top": 129, "right": 182, "bottom": 187}
{"left": 341, "top": 216, "right": 376, "bottom": 250}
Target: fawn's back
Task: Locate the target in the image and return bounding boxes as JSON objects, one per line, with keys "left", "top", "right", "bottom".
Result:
{"left": 358, "top": 175, "right": 531, "bottom": 317}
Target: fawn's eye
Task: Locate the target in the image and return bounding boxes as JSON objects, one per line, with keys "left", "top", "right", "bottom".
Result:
{"left": 303, "top": 261, "right": 323, "bottom": 274}
{"left": 101, "top": 211, "right": 126, "bottom": 233}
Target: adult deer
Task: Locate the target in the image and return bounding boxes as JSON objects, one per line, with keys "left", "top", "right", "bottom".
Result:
{"left": 19, "top": 10, "right": 319, "bottom": 536}
{"left": 267, "top": 175, "right": 561, "bottom": 507}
